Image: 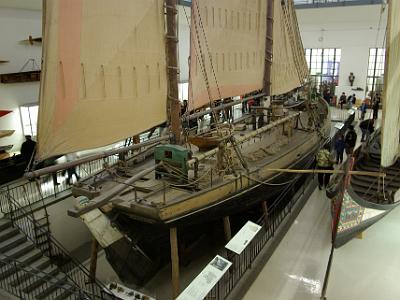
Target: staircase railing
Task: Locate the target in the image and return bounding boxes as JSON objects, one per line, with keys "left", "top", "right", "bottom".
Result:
{"left": 0, "top": 191, "right": 117, "bottom": 300}
{"left": 0, "top": 253, "right": 87, "bottom": 300}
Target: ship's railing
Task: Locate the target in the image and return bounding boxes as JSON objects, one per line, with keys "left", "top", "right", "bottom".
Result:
{"left": 205, "top": 161, "right": 315, "bottom": 299}
{"left": 0, "top": 191, "right": 117, "bottom": 300}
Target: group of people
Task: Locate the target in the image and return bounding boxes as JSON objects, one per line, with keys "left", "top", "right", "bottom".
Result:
{"left": 316, "top": 123, "right": 362, "bottom": 190}
{"left": 316, "top": 115, "right": 377, "bottom": 190}
{"left": 339, "top": 92, "right": 381, "bottom": 121}
{"left": 338, "top": 92, "right": 357, "bottom": 109}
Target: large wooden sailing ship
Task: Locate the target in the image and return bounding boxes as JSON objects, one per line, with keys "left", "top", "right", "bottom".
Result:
{"left": 29, "top": 0, "right": 330, "bottom": 293}
{"left": 327, "top": 0, "right": 400, "bottom": 248}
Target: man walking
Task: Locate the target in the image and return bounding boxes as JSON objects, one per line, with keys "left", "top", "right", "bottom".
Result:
{"left": 344, "top": 125, "right": 357, "bottom": 155}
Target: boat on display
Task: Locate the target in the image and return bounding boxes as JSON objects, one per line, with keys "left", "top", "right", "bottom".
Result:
{"left": 327, "top": 0, "right": 400, "bottom": 248}
{"left": 29, "top": 0, "right": 330, "bottom": 286}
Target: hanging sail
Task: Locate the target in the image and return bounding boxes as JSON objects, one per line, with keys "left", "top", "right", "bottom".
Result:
{"left": 188, "top": 0, "right": 308, "bottom": 110}
{"left": 381, "top": 0, "right": 400, "bottom": 168}
{"left": 37, "top": 0, "right": 167, "bottom": 160}
{"left": 188, "top": 0, "right": 267, "bottom": 109}
{"left": 271, "top": 0, "right": 308, "bottom": 95}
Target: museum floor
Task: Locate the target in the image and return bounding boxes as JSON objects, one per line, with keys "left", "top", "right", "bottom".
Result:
{"left": 244, "top": 185, "right": 400, "bottom": 300}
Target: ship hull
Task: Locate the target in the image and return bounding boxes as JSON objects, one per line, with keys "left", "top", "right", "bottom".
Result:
{"left": 328, "top": 131, "right": 400, "bottom": 248}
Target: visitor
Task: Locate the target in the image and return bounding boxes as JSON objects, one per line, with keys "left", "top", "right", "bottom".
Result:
{"left": 344, "top": 125, "right": 357, "bottom": 155}
{"left": 372, "top": 99, "right": 380, "bottom": 120}
{"left": 359, "top": 119, "right": 375, "bottom": 142}
{"left": 20, "top": 135, "right": 36, "bottom": 164}
{"left": 323, "top": 88, "right": 332, "bottom": 105}
{"left": 66, "top": 153, "right": 81, "bottom": 185}
{"left": 360, "top": 99, "right": 367, "bottom": 120}
{"left": 334, "top": 132, "right": 346, "bottom": 164}
{"left": 347, "top": 94, "right": 356, "bottom": 107}
{"left": 339, "top": 92, "right": 346, "bottom": 110}
{"left": 316, "top": 144, "right": 334, "bottom": 190}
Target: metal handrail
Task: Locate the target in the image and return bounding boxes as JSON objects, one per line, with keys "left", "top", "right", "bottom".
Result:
{"left": 1, "top": 191, "right": 116, "bottom": 300}
{"left": 0, "top": 253, "right": 88, "bottom": 300}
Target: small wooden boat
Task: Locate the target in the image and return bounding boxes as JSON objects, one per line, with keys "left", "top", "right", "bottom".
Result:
{"left": 0, "top": 130, "right": 15, "bottom": 138}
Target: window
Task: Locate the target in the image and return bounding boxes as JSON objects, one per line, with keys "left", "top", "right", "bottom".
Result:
{"left": 305, "top": 48, "right": 341, "bottom": 86}
{"left": 20, "top": 104, "right": 38, "bottom": 137}
{"left": 366, "top": 48, "right": 385, "bottom": 95}
{"left": 178, "top": 82, "right": 189, "bottom": 101}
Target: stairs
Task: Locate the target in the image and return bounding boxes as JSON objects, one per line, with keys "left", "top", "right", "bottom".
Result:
{"left": 0, "top": 218, "right": 78, "bottom": 299}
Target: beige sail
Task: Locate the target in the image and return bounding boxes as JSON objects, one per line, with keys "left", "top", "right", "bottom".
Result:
{"left": 188, "top": 0, "right": 267, "bottom": 109}
{"left": 37, "top": 0, "right": 167, "bottom": 160}
{"left": 189, "top": 0, "right": 307, "bottom": 110}
{"left": 271, "top": 0, "right": 308, "bottom": 95}
{"left": 381, "top": 0, "right": 400, "bottom": 168}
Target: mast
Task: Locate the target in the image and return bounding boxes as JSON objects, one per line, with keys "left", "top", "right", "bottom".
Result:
{"left": 263, "top": 0, "right": 275, "bottom": 96}
{"left": 166, "top": 0, "right": 182, "bottom": 144}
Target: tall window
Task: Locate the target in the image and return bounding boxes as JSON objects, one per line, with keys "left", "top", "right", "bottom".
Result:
{"left": 178, "top": 82, "right": 189, "bottom": 101}
{"left": 367, "top": 48, "right": 385, "bottom": 95}
{"left": 305, "top": 48, "right": 341, "bottom": 86}
{"left": 20, "top": 105, "right": 38, "bottom": 137}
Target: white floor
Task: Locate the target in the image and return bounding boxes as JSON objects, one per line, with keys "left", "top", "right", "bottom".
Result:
{"left": 244, "top": 187, "right": 400, "bottom": 300}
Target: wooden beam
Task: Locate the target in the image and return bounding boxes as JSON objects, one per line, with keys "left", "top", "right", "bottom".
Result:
{"left": 170, "top": 227, "right": 180, "bottom": 299}
{"left": 67, "top": 166, "right": 157, "bottom": 217}
{"left": 223, "top": 216, "right": 232, "bottom": 242}
{"left": 89, "top": 238, "right": 99, "bottom": 282}
{"left": 262, "top": 168, "right": 386, "bottom": 177}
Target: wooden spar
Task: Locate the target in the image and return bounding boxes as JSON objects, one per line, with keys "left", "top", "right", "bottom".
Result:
{"left": 89, "top": 238, "right": 99, "bottom": 282}
{"left": 170, "top": 227, "right": 180, "bottom": 299}
{"left": 185, "top": 93, "right": 266, "bottom": 121}
{"left": 263, "top": 0, "right": 275, "bottom": 95}
{"left": 223, "top": 216, "right": 232, "bottom": 242}
{"left": 261, "top": 168, "right": 386, "bottom": 177}
{"left": 67, "top": 166, "right": 157, "bottom": 217}
{"left": 187, "top": 113, "right": 300, "bottom": 167}
{"left": 25, "top": 136, "right": 169, "bottom": 179}
{"left": 166, "top": 0, "right": 182, "bottom": 144}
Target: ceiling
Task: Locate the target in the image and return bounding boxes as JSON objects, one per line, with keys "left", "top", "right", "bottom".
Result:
{"left": 0, "top": 0, "right": 41, "bottom": 10}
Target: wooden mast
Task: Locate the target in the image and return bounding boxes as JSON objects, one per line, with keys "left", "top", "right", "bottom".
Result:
{"left": 166, "top": 0, "right": 182, "bottom": 144}
{"left": 263, "top": 0, "right": 275, "bottom": 95}
{"left": 261, "top": 0, "right": 275, "bottom": 230}
{"left": 165, "top": 2, "right": 181, "bottom": 298}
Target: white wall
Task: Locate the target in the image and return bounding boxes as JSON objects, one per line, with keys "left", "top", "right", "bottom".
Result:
{"left": 297, "top": 4, "right": 387, "bottom": 99}
{"left": 0, "top": 8, "right": 42, "bottom": 152}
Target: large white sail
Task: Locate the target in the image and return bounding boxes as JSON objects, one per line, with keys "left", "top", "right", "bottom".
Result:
{"left": 189, "top": 0, "right": 308, "bottom": 110}
{"left": 381, "top": 0, "right": 400, "bottom": 168}
{"left": 37, "top": 0, "right": 167, "bottom": 160}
